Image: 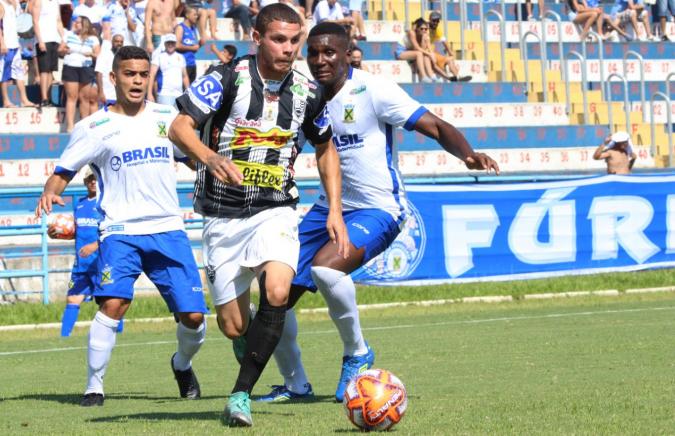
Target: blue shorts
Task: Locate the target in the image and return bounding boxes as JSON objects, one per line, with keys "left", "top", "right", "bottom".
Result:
{"left": 293, "top": 205, "right": 402, "bottom": 291}
{"left": 67, "top": 267, "right": 97, "bottom": 297}
{"left": 394, "top": 45, "right": 406, "bottom": 60}
{"left": 95, "top": 231, "right": 208, "bottom": 313}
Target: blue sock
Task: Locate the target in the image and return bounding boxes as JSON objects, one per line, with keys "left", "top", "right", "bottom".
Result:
{"left": 116, "top": 318, "right": 124, "bottom": 333}
{"left": 61, "top": 304, "right": 80, "bottom": 337}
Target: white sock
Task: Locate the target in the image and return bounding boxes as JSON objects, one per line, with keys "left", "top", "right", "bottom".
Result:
{"left": 173, "top": 320, "right": 206, "bottom": 371}
{"left": 273, "top": 308, "right": 310, "bottom": 393}
{"left": 311, "top": 266, "right": 368, "bottom": 357}
{"left": 85, "top": 311, "right": 120, "bottom": 395}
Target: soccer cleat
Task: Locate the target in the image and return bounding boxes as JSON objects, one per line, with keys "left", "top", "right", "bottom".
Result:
{"left": 335, "top": 342, "right": 375, "bottom": 402}
{"left": 171, "top": 353, "right": 201, "bottom": 399}
{"left": 80, "top": 393, "right": 104, "bottom": 407}
{"left": 232, "top": 303, "right": 257, "bottom": 365}
{"left": 256, "top": 383, "right": 314, "bottom": 402}
{"left": 223, "top": 391, "right": 253, "bottom": 427}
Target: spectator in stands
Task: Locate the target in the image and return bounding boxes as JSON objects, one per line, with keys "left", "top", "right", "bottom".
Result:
{"left": 654, "top": 0, "right": 674, "bottom": 40}
{"left": 59, "top": 0, "right": 73, "bottom": 29}
{"left": 30, "top": 0, "right": 65, "bottom": 107}
{"left": 209, "top": 42, "right": 237, "bottom": 65}
{"left": 61, "top": 15, "right": 100, "bottom": 132}
{"left": 223, "top": 0, "right": 258, "bottom": 41}
{"left": 148, "top": 33, "right": 188, "bottom": 107}
{"left": 103, "top": 0, "right": 138, "bottom": 45}
{"left": 566, "top": 0, "right": 601, "bottom": 41}
{"left": 593, "top": 131, "right": 637, "bottom": 174}
{"left": 313, "top": 0, "right": 354, "bottom": 36}
{"left": 350, "top": 44, "right": 362, "bottom": 68}
{"left": 0, "top": 0, "right": 36, "bottom": 107}
{"left": 145, "top": 0, "right": 179, "bottom": 52}
{"left": 610, "top": 0, "right": 658, "bottom": 40}
{"left": 74, "top": 0, "right": 107, "bottom": 35}
{"left": 183, "top": 0, "right": 217, "bottom": 42}
{"left": 428, "top": 11, "right": 471, "bottom": 82}
{"left": 525, "top": 0, "right": 545, "bottom": 20}
{"left": 58, "top": 171, "right": 125, "bottom": 337}
{"left": 348, "top": 0, "right": 366, "bottom": 40}
{"left": 395, "top": 18, "right": 442, "bottom": 83}
{"left": 96, "top": 33, "right": 124, "bottom": 105}
{"left": 176, "top": 6, "right": 200, "bottom": 82}
{"left": 586, "top": 0, "right": 631, "bottom": 40}
{"left": 132, "top": 0, "right": 148, "bottom": 46}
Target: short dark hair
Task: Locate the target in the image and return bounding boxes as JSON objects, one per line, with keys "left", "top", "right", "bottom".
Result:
{"left": 224, "top": 44, "right": 237, "bottom": 57}
{"left": 413, "top": 17, "right": 428, "bottom": 28}
{"left": 350, "top": 45, "right": 363, "bottom": 54}
{"left": 112, "top": 45, "right": 150, "bottom": 72}
{"left": 255, "top": 3, "right": 302, "bottom": 36}
{"left": 308, "top": 21, "right": 350, "bottom": 48}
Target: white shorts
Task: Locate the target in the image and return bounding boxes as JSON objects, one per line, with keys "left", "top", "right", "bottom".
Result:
{"left": 203, "top": 206, "right": 300, "bottom": 306}
{"left": 349, "top": 0, "right": 364, "bottom": 12}
{"left": 0, "top": 48, "right": 25, "bottom": 83}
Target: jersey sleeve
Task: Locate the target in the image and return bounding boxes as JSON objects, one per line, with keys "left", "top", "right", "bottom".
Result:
{"left": 175, "top": 64, "right": 229, "bottom": 127}
{"left": 55, "top": 122, "right": 98, "bottom": 178}
{"left": 301, "top": 88, "right": 333, "bottom": 145}
{"left": 370, "top": 78, "right": 428, "bottom": 131}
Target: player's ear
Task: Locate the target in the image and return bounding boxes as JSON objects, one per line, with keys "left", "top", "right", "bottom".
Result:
{"left": 109, "top": 71, "right": 116, "bottom": 88}
{"left": 252, "top": 29, "right": 261, "bottom": 46}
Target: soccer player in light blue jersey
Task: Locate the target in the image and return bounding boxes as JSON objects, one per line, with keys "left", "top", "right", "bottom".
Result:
{"left": 59, "top": 170, "right": 124, "bottom": 337}
{"left": 36, "top": 46, "right": 208, "bottom": 408}
{"left": 259, "top": 22, "right": 499, "bottom": 403}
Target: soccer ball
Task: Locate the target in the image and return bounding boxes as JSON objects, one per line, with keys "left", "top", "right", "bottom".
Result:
{"left": 48, "top": 214, "right": 75, "bottom": 240}
{"left": 343, "top": 369, "right": 407, "bottom": 431}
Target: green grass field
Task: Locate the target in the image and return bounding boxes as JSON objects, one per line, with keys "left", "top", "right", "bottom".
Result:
{"left": 2, "top": 292, "right": 675, "bottom": 434}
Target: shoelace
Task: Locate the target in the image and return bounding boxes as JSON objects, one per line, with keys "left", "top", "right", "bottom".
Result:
{"left": 231, "top": 395, "right": 249, "bottom": 412}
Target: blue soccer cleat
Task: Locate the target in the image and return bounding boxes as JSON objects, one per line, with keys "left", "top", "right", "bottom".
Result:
{"left": 223, "top": 391, "right": 253, "bottom": 427}
{"left": 335, "top": 342, "right": 375, "bottom": 402}
{"left": 256, "top": 383, "right": 314, "bottom": 402}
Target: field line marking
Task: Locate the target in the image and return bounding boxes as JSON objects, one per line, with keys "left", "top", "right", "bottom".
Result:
{"left": 2, "top": 305, "right": 675, "bottom": 357}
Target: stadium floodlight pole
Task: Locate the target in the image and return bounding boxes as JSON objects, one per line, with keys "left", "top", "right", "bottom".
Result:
{"left": 565, "top": 50, "right": 588, "bottom": 124}
{"left": 542, "top": 11, "right": 565, "bottom": 111}
{"left": 649, "top": 92, "right": 673, "bottom": 166}
{"left": 604, "top": 73, "right": 630, "bottom": 134}
{"left": 521, "top": 30, "right": 547, "bottom": 102}
{"left": 482, "top": 9, "right": 505, "bottom": 80}
{"left": 623, "top": 51, "right": 645, "bottom": 122}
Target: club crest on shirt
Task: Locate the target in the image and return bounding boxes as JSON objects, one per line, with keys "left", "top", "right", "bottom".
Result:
{"left": 293, "top": 98, "right": 306, "bottom": 121}
{"left": 343, "top": 104, "right": 355, "bottom": 123}
{"left": 157, "top": 121, "right": 167, "bottom": 137}
{"left": 101, "top": 264, "right": 114, "bottom": 285}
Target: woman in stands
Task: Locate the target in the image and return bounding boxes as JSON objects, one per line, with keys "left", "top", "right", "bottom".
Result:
{"left": 60, "top": 15, "right": 100, "bottom": 133}
{"left": 566, "top": 0, "right": 602, "bottom": 41}
{"left": 395, "top": 18, "right": 442, "bottom": 83}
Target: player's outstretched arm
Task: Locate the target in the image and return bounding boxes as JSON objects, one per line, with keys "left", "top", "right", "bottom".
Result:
{"left": 168, "top": 114, "right": 243, "bottom": 185}
{"left": 35, "top": 173, "right": 72, "bottom": 218}
{"left": 593, "top": 136, "right": 612, "bottom": 160}
{"left": 413, "top": 111, "right": 500, "bottom": 174}
{"left": 315, "top": 139, "right": 350, "bottom": 259}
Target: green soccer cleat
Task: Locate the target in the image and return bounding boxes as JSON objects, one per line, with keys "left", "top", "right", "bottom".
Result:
{"left": 223, "top": 391, "right": 253, "bottom": 427}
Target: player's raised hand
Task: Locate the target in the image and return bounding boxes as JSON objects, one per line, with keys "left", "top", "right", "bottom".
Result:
{"left": 464, "top": 152, "right": 500, "bottom": 175}
{"left": 35, "top": 193, "right": 65, "bottom": 218}
{"left": 205, "top": 154, "right": 243, "bottom": 186}
{"left": 326, "top": 211, "right": 350, "bottom": 259}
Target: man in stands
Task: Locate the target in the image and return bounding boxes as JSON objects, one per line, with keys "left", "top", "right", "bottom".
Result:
{"left": 349, "top": 44, "right": 362, "bottom": 69}
{"left": 0, "top": 0, "right": 36, "bottom": 107}
{"left": 183, "top": 0, "right": 216, "bottom": 43}
{"left": 145, "top": 0, "right": 179, "bottom": 53}
{"left": 168, "top": 3, "right": 348, "bottom": 426}
{"left": 30, "top": 0, "right": 65, "bottom": 107}
{"left": 428, "top": 11, "right": 471, "bottom": 82}
{"left": 148, "top": 33, "right": 189, "bottom": 106}
{"left": 593, "top": 131, "right": 637, "bottom": 174}
{"left": 257, "top": 22, "right": 498, "bottom": 403}
{"left": 313, "top": 0, "right": 354, "bottom": 36}
{"left": 103, "top": 0, "right": 138, "bottom": 45}
{"left": 35, "top": 45, "right": 208, "bottom": 408}
{"left": 175, "top": 5, "right": 200, "bottom": 82}
{"left": 209, "top": 42, "right": 237, "bottom": 66}
{"left": 96, "top": 34, "right": 125, "bottom": 105}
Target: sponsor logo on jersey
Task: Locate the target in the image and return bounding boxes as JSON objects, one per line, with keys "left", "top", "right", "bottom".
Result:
{"left": 234, "top": 117, "right": 262, "bottom": 128}
{"left": 102, "top": 130, "right": 120, "bottom": 141}
{"left": 152, "top": 107, "right": 173, "bottom": 114}
{"left": 350, "top": 85, "right": 367, "bottom": 95}
{"left": 157, "top": 121, "right": 167, "bottom": 137}
{"left": 89, "top": 118, "right": 111, "bottom": 129}
{"left": 229, "top": 127, "right": 293, "bottom": 149}
{"left": 343, "top": 104, "right": 355, "bottom": 123}
{"left": 76, "top": 217, "right": 99, "bottom": 227}
{"left": 187, "top": 73, "right": 223, "bottom": 112}
{"left": 289, "top": 83, "right": 316, "bottom": 99}
{"left": 192, "top": 287, "right": 202, "bottom": 293}
{"left": 121, "top": 146, "right": 170, "bottom": 164}
{"left": 235, "top": 74, "right": 249, "bottom": 86}
{"left": 233, "top": 160, "right": 284, "bottom": 191}
{"left": 110, "top": 156, "right": 122, "bottom": 171}
{"left": 313, "top": 106, "right": 331, "bottom": 135}
{"left": 101, "top": 264, "right": 114, "bottom": 285}
{"left": 234, "top": 64, "right": 249, "bottom": 72}
{"left": 332, "top": 134, "right": 364, "bottom": 150}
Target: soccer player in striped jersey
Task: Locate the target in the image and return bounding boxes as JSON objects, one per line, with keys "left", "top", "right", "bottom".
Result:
{"left": 169, "top": 3, "right": 349, "bottom": 427}
{"left": 258, "top": 22, "right": 499, "bottom": 403}
{"left": 36, "top": 46, "right": 208, "bottom": 408}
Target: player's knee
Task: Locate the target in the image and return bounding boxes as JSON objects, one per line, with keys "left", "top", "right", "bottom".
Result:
{"left": 178, "top": 312, "right": 204, "bottom": 329}
{"left": 98, "top": 298, "right": 129, "bottom": 320}
{"left": 217, "top": 314, "right": 246, "bottom": 339}
{"left": 310, "top": 266, "right": 345, "bottom": 295}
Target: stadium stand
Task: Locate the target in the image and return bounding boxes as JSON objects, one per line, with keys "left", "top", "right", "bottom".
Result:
{"left": 0, "top": 0, "right": 672, "bottom": 302}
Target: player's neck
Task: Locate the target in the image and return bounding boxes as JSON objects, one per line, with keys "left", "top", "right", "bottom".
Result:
{"left": 325, "top": 73, "right": 348, "bottom": 100}
{"left": 109, "top": 100, "right": 146, "bottom": 117}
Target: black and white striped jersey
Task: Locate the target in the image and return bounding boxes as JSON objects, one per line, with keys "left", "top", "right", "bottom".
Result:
{"left": 176, "top": 55, "right": 333, "bottom": 219}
